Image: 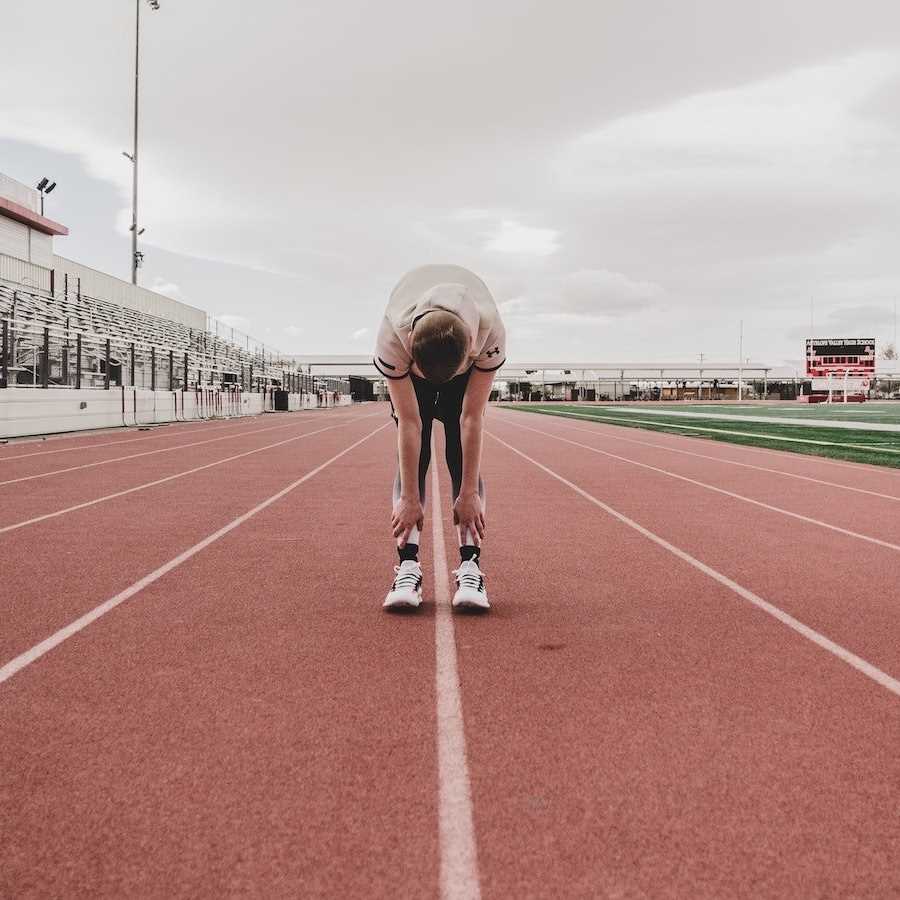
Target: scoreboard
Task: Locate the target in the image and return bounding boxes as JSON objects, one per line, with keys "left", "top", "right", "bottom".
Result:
{"left": 805, "top": 338, "right": 876, "bottom": 377}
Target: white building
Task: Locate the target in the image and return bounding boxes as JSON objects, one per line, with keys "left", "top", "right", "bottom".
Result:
{"left": 0, "top": 172, "right": 205, "bottom": 330}
{"left": 0, "top": 172, "right": 66, "bottom": 282}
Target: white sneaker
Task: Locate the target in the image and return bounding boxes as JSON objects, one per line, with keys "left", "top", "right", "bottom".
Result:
{"left": 383, "top": 559, "right": 424, "bottom": 609}
{"left": 452, "top": 558, "right": 490, "bottom": 610}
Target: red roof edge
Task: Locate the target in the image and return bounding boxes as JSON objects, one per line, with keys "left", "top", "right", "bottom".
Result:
{"left": 0, "top": 196, "right": 69, "bottom": 236}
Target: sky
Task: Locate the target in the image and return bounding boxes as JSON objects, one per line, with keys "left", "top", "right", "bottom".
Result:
{"left": 2, "top": 0, "right": 900, "bottom": 368}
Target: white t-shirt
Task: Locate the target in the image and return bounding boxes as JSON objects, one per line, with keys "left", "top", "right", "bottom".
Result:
{"left": 373, "top": 264, "right": 506, "bottom": 380}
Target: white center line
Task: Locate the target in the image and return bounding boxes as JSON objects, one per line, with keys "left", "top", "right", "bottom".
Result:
{"left": 0, "top": 422, "right": 389, "bottom": 686}
{"left": 431, "top": 454, "right": 482, "bottom": 900}
{"left": 501, "top": 418, "right": 900, "bottom": 554}
{"left": 488, "top": 431, "right": 900, "bottom": 700}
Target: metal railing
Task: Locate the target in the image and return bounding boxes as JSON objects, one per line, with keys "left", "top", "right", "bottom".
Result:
{"left": 0, "top": 280, "right": 352, "bottom": 399}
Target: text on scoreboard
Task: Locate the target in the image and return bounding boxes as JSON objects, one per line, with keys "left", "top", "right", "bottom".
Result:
{"left": 805, "top": 338, "right": 875, "bottom": 377}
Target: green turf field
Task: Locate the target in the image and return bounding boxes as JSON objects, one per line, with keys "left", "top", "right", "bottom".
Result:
{"left": 622, "top": 401, "right": 900, "bottom": 425}
{"left": 505, "top": 403, "right": 900, "bottom": 469}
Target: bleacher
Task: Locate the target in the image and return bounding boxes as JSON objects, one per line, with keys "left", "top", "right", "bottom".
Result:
{"left": 0, "top": 280, "right": 351, "bottom": 396}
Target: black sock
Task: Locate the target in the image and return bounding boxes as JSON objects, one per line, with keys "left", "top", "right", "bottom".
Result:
{"left": 459, "top": 545, "right": 480, "bottom": 564}
{"left": 398, "top": 543, "right": 419, "bottom": 563}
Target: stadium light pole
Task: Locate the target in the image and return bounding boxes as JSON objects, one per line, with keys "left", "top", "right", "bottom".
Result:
{"left": 35, "top": 178, "right": 57, "bottom": 216}
{"left": 123, "top": 0, "right": 161, "bottom": 285}
{"left": 738, "top": 319, "right": 743, "bottom": 402}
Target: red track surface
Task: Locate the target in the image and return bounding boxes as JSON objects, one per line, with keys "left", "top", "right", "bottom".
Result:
{"left": 2, "top": 404, "right": 899, "bottom": 898}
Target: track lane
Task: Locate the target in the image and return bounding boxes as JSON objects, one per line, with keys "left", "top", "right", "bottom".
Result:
{"left": 0, "top": 409, "right": 277, "bottom": 460}
{"left": 0, "top": 411, "right": 367, "bottom": 529}
{"left": 499, "top": 406, "right": 900, "bottom": 487}
{"left": 485, "top": 414, "right": 900, "bottom": 698}
{"left": 0, "top": 408, "right": 359, "bottom": 481}
{"left": 447, "top": 422, "right": 900, "bottom": 898}
{"left": 0, "top": 412, "right": 384, "bottom": 664}
{"left": 495, "top": 411, "right": 900, "bottom": 546}
{"left": 0, "top": 424, "right": 445, "bottom": 898}
{"left": 500, "top": 408, "right": 900, "bottom": 501}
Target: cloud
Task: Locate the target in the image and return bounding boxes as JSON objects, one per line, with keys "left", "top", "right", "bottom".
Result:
{"left": 285, "top": 324, "right": 303, "bottom": 336}
{"left": 150, "top": 277, "right": 181, "bottom": 298}
{"left": 558, "top": 52, "right": 900, "bottom": 192}
{"left": 484, "top": 220, "right": 560, "bottom": 257}
{"left": 818, "top": 304, "right": 896, "bottom": 336}
{"left": 498, "top": 296, "right": 529, "bottom": 316}
{"left": 4, "top": 4, "right": 900, "bottom": 365}
{"left": 557, "top": 269, "right": 663, "bottom": 318}
{"left": 497, "top": 270, "right": 662, "bottom": 323}
{"left": 215, "top": 313, "right": 252, "bottom": 331}
{"left": 350, "top": 327, "right": 369, "bottom": 341}
{"left": 452, "top": 208, "right": 496, "bottom": 222}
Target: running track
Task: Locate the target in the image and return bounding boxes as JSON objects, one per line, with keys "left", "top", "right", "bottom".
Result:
{"left": 2, "top": 403, "right": 898, "bottom": 898}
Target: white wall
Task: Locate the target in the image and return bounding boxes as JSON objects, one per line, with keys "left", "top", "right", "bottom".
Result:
{"left": 52, "top": 256, "right": 207, "bottom": 330}
{"left": 0, "top": 253, "right": 52, "bottom": 292}
{"left": 0, "top": 387, "right": 279, "bottom": 439}
{"left": 0, "top": 174, "right": 39, "bottom": 211}
{"left": 0, "top": 388, "right": 126, "bottom": 438}
{"left": 29, "top": 230, "right": 53, "bottom": 267}
{"left": 0, "top": 217, "right": 28, "bottom": 261}
{"left": 0, "top": 223, "right": 54, "bottom": 270}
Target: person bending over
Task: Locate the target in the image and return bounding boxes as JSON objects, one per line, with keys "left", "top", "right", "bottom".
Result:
{"left": 373, "top": 264, "right": 506, "bottom": 610}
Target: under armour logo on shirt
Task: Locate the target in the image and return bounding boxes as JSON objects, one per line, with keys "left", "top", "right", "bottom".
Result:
{"left": 486, "top": 346, "right": 500, "bottom": 357}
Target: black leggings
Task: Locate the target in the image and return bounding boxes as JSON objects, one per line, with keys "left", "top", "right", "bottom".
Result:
{"left": 391, "top": 368, "right": 485, "bottom": 545}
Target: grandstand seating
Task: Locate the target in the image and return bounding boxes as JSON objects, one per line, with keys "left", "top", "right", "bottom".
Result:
{"left": 0, "top": 280, "right": 348, "bottom": 396}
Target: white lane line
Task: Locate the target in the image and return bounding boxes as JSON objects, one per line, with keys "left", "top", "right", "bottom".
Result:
{"left": 488, "top": 431, "right": 900, "bottom": 700}
{"left": 516, "top": 408, "right": 900, "bottom": 454}
{"left": 431, "top": 454, "right": 482, "bottom": 900}
{"left": 587, "top": 405, "right": 900, "bottom": 433}
{"left": 0, "top": 413, "right": 358, "bottom": 468}
{"left": 0, "top": 412, "right": 357, "bottom": 486}
{"left": 0, "top": 408, "right": 353, "bottom": 461}
{"left": 500, "top": 418, "right": 900, "bottom": 554}
{"left": 0, "top": 413, "right": 380, "bottom": 536}
{"left": 516, "top": 413, "right": 900, "bottom": 503}
{"left": 0, "top": 414, "right": 266, "bottom": 460}
{"left": 0, "top": 423, "right": 389, "bottom": 687}
{"left": 505, "top": 407, "right": 900, "bottom": 480}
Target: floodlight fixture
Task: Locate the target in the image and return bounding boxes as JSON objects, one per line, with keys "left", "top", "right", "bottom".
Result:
{"left": 36, "top": 176, "right": 57, "bottom": 214}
